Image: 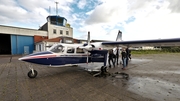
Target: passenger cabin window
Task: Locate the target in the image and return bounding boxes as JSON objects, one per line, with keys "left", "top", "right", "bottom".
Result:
{"left": 76, "top": 48, "right": 84, "bottom": 53}
{"left": 50, "top": 45, "right": 64, "bottom": 53}
{"left": 67, "top": 47, "right": 75, "bottom": 53}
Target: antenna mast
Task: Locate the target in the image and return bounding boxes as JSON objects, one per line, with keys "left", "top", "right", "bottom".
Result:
{"left": 55, "top": 1, "right": 58, "bottom": 16}
{"left": 49, "top": 6, "right": 51, "bottom": 15}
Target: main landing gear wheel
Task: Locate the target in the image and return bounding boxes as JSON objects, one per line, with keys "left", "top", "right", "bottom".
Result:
{"left": 28, "top": 70, "right": 38, "bottom": 78}
{"left": 101, "top": 66, "right": 108, "bottom": 73}
{"left": 93, "top": 66, "right": 109, "bottom": 77}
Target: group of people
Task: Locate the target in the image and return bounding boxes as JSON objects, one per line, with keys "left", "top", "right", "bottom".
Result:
{"left": 108, "top": 47, "right": 131, "bottom": 70}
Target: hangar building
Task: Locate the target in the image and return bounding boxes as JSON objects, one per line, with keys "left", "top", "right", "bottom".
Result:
{"left": 0, "top": 15, "right": 73, "bottom": 55}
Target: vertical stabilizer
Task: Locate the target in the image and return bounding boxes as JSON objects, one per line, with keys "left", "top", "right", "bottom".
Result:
{"left": 116, "top": 30, "right": 122, "bottom": 41}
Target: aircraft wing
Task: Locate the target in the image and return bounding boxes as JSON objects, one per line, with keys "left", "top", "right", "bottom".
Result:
{"left": 102, "top": 38, "right": 180, "bottom": 47}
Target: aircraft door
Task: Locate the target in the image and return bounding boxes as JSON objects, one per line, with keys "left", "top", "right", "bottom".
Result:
{"left": 76, "top": 48, "right": 86, "bottom": 63}
{"left": 66, "top": 47, "right": 77, "bottom": 64}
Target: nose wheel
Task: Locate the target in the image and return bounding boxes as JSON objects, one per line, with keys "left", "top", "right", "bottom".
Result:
{"left": 28, "top": 69, "right": 38, "bottom": 78}
{"left": 101, "top": 66, "right": 108, "bottom": 73}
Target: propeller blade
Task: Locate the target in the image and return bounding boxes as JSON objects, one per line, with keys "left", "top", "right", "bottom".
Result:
{"left": 87, "top": 31, "right": 90, "bottom": 45}
{"left": 78, "top": 31, "right": 93, "bottom": 51}
{"left": 86, "top": 53, "right": 88, "bottom": 64}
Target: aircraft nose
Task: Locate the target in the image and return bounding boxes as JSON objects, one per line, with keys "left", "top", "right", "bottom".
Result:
{"left": 18, "top": 55, "right": 31, "bottom": 61}
{"left": 18, "top": 51, "right": 53, "bottom": 61}
{"left": 18, "top": 57, "right": 23, "bottom": 61}
{"left": 18, "top": 56, "right": 27, "bottom": 61}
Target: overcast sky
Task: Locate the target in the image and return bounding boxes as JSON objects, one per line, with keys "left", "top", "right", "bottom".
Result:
{"left": 0, "top": 0, "right": 180, "bottom": 41}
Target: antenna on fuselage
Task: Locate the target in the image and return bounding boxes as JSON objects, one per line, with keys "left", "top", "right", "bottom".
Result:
{"left": 55, "top": 1, "right": 59, "bottom": 16}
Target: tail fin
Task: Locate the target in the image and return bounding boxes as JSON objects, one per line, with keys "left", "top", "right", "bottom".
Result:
{"left": 116, "top": 30, "right": 122, "bottom": 41}
{"left": 87, "top": 31, "right": 90, "bottom": 45}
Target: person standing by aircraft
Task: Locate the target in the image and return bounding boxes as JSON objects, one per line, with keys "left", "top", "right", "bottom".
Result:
{"left": 126, "top": 47, "right": 130, "bottom": 65}
{"left": 114, "top": 46, "right": 121, "bottom": 65}
{"left": 108, "top": 49, "right": 115, "bottom": 68}
{"left": 129, "top": 49, "right": 131, "bottom": 60}
{"left": 121, "top": 49, "right": 127, "bottom": 70}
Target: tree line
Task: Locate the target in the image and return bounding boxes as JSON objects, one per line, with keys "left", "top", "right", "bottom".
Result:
{"left": 161, "top": 46, "right": 180, "bottom": 52}
{"left": 131, "top": 46, "right": 180, "bottom": 54}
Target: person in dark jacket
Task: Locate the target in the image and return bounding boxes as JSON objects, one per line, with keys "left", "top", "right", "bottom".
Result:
{"left": 121, "top": 49, "right": 127, "bottom": 69}
{"left": 108, "top": 49, "right": 115, "bottom": 68}
{"left": 126, "top": 47, "right": 130, "bottom": 65}
{"left": 129, "top": 49, "right": 131, "bottom": 60}
{"left": 114, "top": 47, "right": 121, "bottom": 65}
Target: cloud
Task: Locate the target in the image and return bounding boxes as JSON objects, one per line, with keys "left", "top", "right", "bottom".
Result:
{"left": 123, "top": 13, "right": 180, "bottom": 40}
{"left": 77, "top": 0, "right": 87, "bottom": 9}
{"left": 122, "top": 0, "right": 180, "bottom": 40}
{"left": 0, "top": 0, "right": 75, "bottom": 28}
{"left": 78, "top": 0, "right": 180, "bottom": 41}
{"left": 1, "top": 0, "right": 180, "bottom": 41}
{"left": 85, "top": 0, "right": 128, "bottom": 25}
{"left": 166, "top": 0, "right": 180, "bottom": 13}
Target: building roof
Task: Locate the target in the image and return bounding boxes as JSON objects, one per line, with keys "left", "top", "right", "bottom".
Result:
{"left": 43, "top": 37, "right": 62, "bottom": 42}
{"left": 90, "top": 40, "right": 113, "bottom": 42}
{"left": 41, "top": 36, "right": 74, "bottom": 42}
{"left": 41, "top": 37, "right": 113, "bottom": 43}
{"left": 34, "top": 35, "right": 48, "bottom": 43}
{"left": 36, "top": 36, "right": 113, "bottom": 44}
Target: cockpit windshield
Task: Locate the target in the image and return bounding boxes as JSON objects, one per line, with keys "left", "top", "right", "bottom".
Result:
{"left": 50, "top": 45, "right": 64, "bottom": 53}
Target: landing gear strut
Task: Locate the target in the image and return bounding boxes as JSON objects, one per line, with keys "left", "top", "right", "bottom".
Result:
{"left": 101, "top": 66, "right": 108, "bottom": 73}
{"left": 28, "top": 68, "right": 38, "bottom": 78}
{"left": 93, "top": 66, "right": 109, "bottom": 77}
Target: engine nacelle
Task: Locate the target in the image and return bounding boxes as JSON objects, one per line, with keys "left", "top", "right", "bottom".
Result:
{"left": 83, "top": 45, "right": 93, "bottom": 51}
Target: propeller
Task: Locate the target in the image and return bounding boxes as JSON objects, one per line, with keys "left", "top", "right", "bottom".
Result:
{"left": 79, "top": 32, "right": 93, "bottom": 63}
{"left": 78, "top": 31, "right": 95, "bottom": 64}
{"left": 79, "top": 31, "right": 93, "bottom": 51}
{"left": 86, "top": 31, "right": 91, "bottom": 64}
{"left": 86, "top": 51, "right": 89, "bottom": 64}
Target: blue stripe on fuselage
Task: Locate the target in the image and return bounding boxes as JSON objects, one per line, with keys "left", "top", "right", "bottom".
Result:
{"left": 22, "top": 56, "right": 104, "bottom": 66}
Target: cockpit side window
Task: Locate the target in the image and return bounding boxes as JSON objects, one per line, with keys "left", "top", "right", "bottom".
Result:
{"left": 76, "top": 48, "right": 84, "bottom": 53}
{"left": 67, "top": 47, "right": 75, "bottom": 53}
{"left": 50, "top": 45, "right": 64, "bottom": 53}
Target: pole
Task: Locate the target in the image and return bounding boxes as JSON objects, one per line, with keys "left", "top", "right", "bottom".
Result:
{"left": 55, "top": 2, "right": 58, "bottom": 15}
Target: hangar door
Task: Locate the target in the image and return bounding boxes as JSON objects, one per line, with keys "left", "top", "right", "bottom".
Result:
{"left": 11, "top": 35, "right": 34, "bottom": 55}
{"left": 0, "top": 34, "right": 11, "bottom": 54}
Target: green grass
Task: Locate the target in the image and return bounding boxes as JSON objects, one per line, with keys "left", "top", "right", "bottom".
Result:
{"left": 131, "top": 50, "right": 179, "bottom": 54}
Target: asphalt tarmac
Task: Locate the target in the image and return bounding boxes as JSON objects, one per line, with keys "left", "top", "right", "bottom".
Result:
{"left": 0, "top": 53, "right": 180, "bottom": 101}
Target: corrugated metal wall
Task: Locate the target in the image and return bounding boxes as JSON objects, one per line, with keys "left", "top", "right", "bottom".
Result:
{"left": 11, "top": 35, "right": 34, "bottom": 55}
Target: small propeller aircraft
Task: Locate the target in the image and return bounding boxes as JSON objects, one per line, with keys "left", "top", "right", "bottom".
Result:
{"left": 19, "top": 31, "right": 180, "bottom": 78}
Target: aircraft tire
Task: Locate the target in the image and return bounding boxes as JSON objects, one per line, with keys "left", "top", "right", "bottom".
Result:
{"left": 28, "top": 70, "right": 38, "bottom": 78}
{"left": 101, "top": 66, "right": 108, "bottom": 73}
{"left": 104, "top": 66, "right": 108, "bottom": 72}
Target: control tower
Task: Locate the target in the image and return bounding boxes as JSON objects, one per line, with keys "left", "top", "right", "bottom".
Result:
{"left": 47, "top": 15, "right": 67, "bottom": 27}
{"left": 39, "top": 15, "right": 73, "bottom": 39}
